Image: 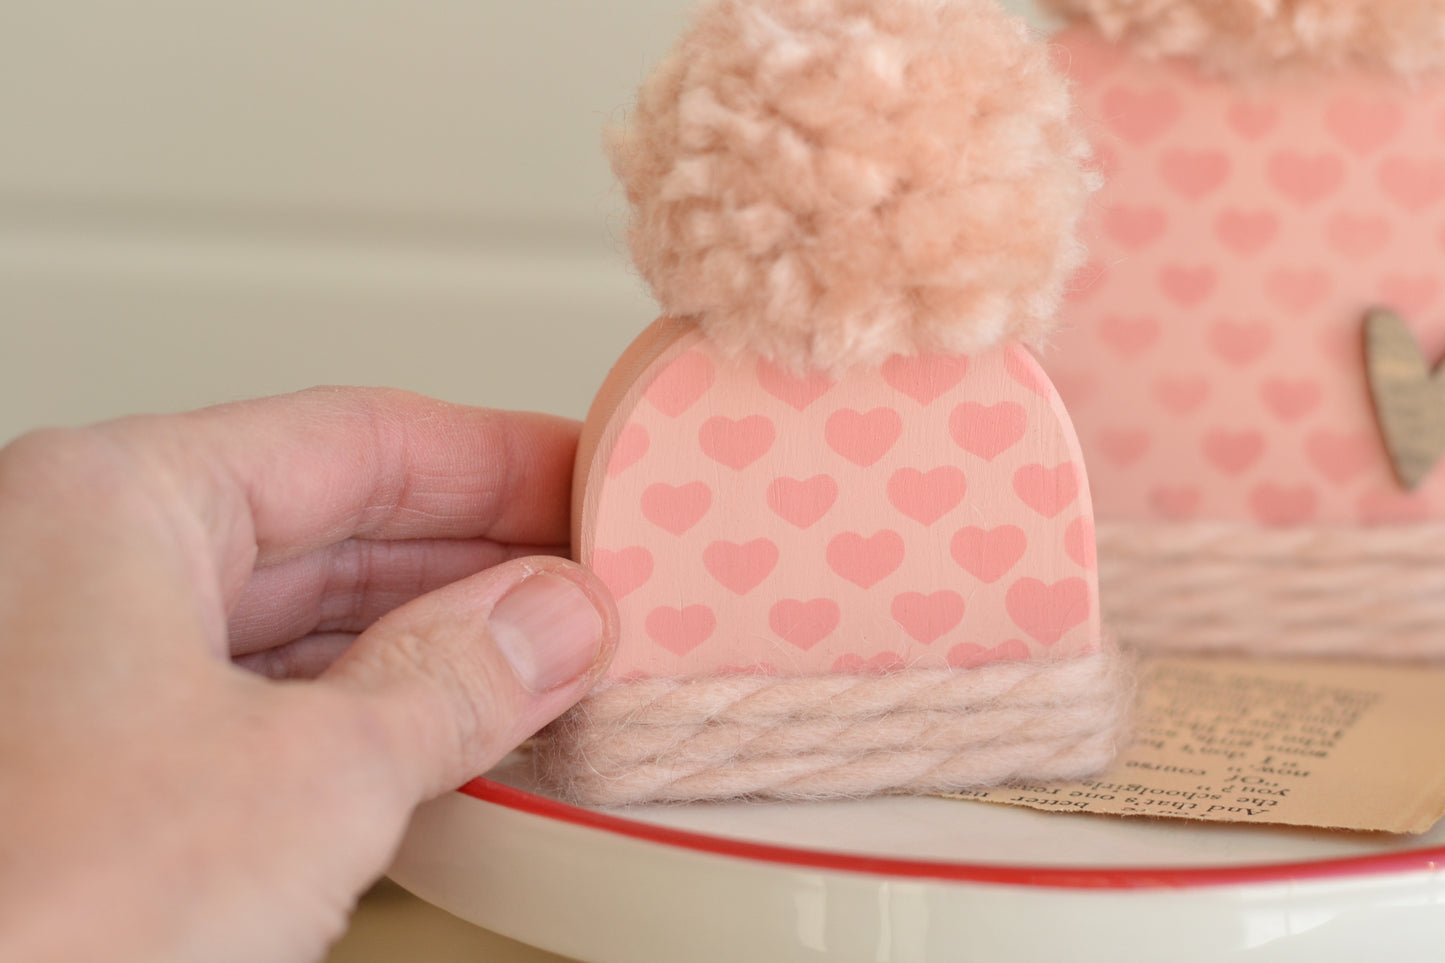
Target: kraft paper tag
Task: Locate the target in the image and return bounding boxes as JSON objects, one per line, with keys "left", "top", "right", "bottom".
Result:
{"left": 948, "top": 655, "right": 1445, "bottom": 834}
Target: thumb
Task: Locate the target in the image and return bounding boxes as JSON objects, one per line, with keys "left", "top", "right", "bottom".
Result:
{"left": 319, "top": 556, "right": 617, "bottom": 800}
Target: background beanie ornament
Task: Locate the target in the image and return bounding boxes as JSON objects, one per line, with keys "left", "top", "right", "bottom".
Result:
{"left": 533, "top": 0, "right": 1132, "bottom": 806}
{"left": 1039, "top": 0, "right": 1445, "bottom": 660}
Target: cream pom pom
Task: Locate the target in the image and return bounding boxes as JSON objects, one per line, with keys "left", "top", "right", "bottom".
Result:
{"left": 1042, "top": 0, "right": 1445, "bottom": 77}
{"left": 609, "top": 0, "right": 1096, "bottom": 372}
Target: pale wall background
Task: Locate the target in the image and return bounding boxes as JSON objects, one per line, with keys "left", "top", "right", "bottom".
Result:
{"left": 0, "top": 0, "right": 1045, "bottom": 443}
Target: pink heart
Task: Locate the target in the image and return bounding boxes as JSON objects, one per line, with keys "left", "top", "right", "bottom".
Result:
{"left": 591, "top": 546, "right": 653, "bottom": 599}
{"left": 1101, "top": 85, "right": 1181, "bottom": 144}
{"left": 699, "top": 415, "right": 775, "bottom": 470}
{"left": 881, "top": 355, "right": 969, "bottom": 406}
{"left": 1097, "top": 316, "right": 1160, "bottom": 358}
{"left": 1265, "top": 268, "right": 1331, "bottom": 313}
{"left": 1005, "top": 578, "right": 1090, "bottom": 646}
{"left": 950, "top": 402, "right": 1028, "bottom": 461}
{"left": 1249, "top": 484, "right": 1318, "bottom": 526}
{"left": 887, "top": 466, "right": 967, "bottom": 526}
{"left": 1214, "top": 209, "right": 1278, "bottom": 258}
{"left": 1098, "top": 429, "right": 1150, "bottom": 467}
{"left": 1306, "top": 430, "right": 1377, "bottom": 485}
{"left": 1004, "top": 344, "right": 1049, "bottom": 396}
{"left": 827, "top": 530, "right": 905, "bottom": 588}
{"left": 756, "top": 358, "right": 833, "bottom": 411}
{"left": 826, "top": 408, "right": 903, "bottom": 467}
{"left": 1158, "top": 264, "right": 1216, "bottom": 307}
{"left": 1260, "top": 379, "right": 1321, "bottom": 422}
{"left": 646, "top": 605, "right": 716, "bottom": 656}
{"left": 1207, "top": 319, "right": 1272, "bottom": 366}
{"left": 766, "top": 474, "right": 838, "bottom": 529}
{"left": 703, "top": 538, "right": 779, "bottom": 595}
{"left": 1326, "top": 95, "right": 1405, "bottom": 155}
{"left": 1268, "top": 151, "right": 1345, "bottom": 205}
{"left": 606, "top": 423, "right": 649, "bottom": 478}
{"left": 891, "top": 591, "right": 965, "bottom": 644}
{"left": 1152, "top": 375, "right": 1210, "bottom": 414}
{"left": 950, "top": 526, "right": 1027, "bottom": 584}
{"left": 644, "top": 350, "right": 714, "bottom": 417}
{"left": 1202, "top": 430, "right": 1265, "bottom": 475}
{"left": 641, "top": 481, "right": 712, "bottom": 535}
{"left": 1149, "top": 486, "right": 1202, "bottom": 520}
{"left": 947, "top": 639, "right": 1031, "bottom": 669}
{"left": 1065, "top": 516, "right": 1096, "bottom": 570}
{"left": 1012, "top": 464, "right": 1080, "bottom": 519}
{"left": 770, "top": 598, "right": 840, "bottom": 650}
{"left": 832, "top": 651, "right": 906, "bottom": 674}
{"left": 1327, "top": 213, "right": 1392, "bottom": 258}
{"left": 1228, "top": 101, "right": 1278, "bottom": 139}
{"left": 1159, "top": 149, "right": 1230, "bottom": 199}
{"left": 1102, "top": 206, "right": 1167, "bottom": 251}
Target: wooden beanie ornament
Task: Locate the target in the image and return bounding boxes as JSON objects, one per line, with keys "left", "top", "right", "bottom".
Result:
{"left": 1035, "top": 0, "right": 1445, "bottom": 659}
{"left": 533, "top": 0, "right": 1133, "bottom": 805}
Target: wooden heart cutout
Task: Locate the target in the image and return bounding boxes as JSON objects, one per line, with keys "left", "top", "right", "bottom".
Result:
{"left": 1364, "top": 307, "right": 1445, "bottom": 491}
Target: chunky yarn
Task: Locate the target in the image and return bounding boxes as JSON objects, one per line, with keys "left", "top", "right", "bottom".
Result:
{"left": 1042, "top": 0, "right": 1445, "bottom": 77}
{"left": 535, "top": 646, "right": 1133, "bottom": 806}
{"left": 609, "top": 0, "right": 1096, "bottom": 372}
{"left": 1097, "top": 520, "right": 1445, "bottom": 658}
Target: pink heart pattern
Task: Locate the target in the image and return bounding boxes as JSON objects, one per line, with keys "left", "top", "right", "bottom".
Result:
{"left": 593, "top": 547, "right": 654, "bottom": 600}
{"left": 887, "top": 467, "right": 967, "bottom": 525}
{"left": 826, "top": 407, "right": 903, "bottom": 466}
{"left": 703, "top": 539, "right": 779, "bottom": 595}
{"left": 646, "top": 605, "right": 716, "bottom": 656}
{"left": 950, "top": 526, "right": 1027, "bottom": 584}
{"left": 586, "top": 335, "right": 1099, "bottom": 678}
{"left": 1040, "top": 25, "right": 1445, "bottom": 526}
{"left": 827, "top": 530, "right": 906, "bottom": 588}
{"left": 950, "top": 402, "right": 1028, "bottom": 461}
{"left": 699, "top": 415, "right": 775, "bottom": 470}
{"left": 770, "top": 598, "right": 841, "bottom": 651}
{"left": 756, "top": 358, "right": 834, "bottom": 411}
{"left": 766, "top": 474, "right": 838, "bottom": 529}
{"left": 891, "top": 591, "right": 966, "bottom": 644}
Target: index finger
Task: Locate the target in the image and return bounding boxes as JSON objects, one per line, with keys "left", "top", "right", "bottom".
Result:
{"left": 105, "top": 386, "right": 580, "bottom": 570}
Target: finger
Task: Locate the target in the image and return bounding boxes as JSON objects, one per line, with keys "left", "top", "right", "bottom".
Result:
{"left": 318, "top": 556, "right": 618, "bottom": 799}
{"left": 99, "top": 388, "right": 579, "bottom": 598}
{"left": 226, "top": 538, "right": 567, "bottom": 654}
{"left": 234, "top": 633, "right": 357, "bottom": 680}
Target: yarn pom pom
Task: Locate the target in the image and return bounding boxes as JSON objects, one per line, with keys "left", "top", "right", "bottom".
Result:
{"left": 609, "top": 0, "right": 1095, "bottom": 372}
{"left": 1042, "top": 0, "right": 1445, "bottom": 77}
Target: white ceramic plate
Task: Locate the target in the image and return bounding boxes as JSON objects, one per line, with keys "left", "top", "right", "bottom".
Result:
{"left": 390, "top": 754, "right": 1445, "bottom": 962}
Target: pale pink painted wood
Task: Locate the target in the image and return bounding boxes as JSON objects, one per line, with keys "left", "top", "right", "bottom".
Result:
{"left": 576, "top": 319, "right": 1100, "bottom": 680}
{"left": 1044, "top": 26, "right": 1445, "bottom": 525}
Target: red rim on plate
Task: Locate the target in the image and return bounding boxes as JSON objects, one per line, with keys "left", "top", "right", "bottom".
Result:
{"left": 461, "top": 777, "right": 1445, "bottom": 891}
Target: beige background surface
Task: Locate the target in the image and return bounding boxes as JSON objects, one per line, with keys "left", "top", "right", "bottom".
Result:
{"left": 1, "top": 0, "right": 1046, "bottom": 441}
{"left": 0, "top": 2, "right": 1041, "bottom": 959}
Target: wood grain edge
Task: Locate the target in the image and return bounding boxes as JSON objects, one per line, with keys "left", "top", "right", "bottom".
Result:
{"left": 571, "top": 315, "right": 700, "bottom": 560}
{"left": 1016, "top": 344, "right": 1106, "bottom": 644}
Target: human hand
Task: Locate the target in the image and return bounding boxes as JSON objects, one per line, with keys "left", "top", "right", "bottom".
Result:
{"left": 0, "top": 388, "right": 617, "bottom": 963}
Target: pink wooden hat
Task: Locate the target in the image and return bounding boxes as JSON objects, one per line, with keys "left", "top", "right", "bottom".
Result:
{"left": 533, "top": 0, "right": 1134, "bottom": 805}
{"left": 1038, "top": 0, "right": 1445, "bottom": 658}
